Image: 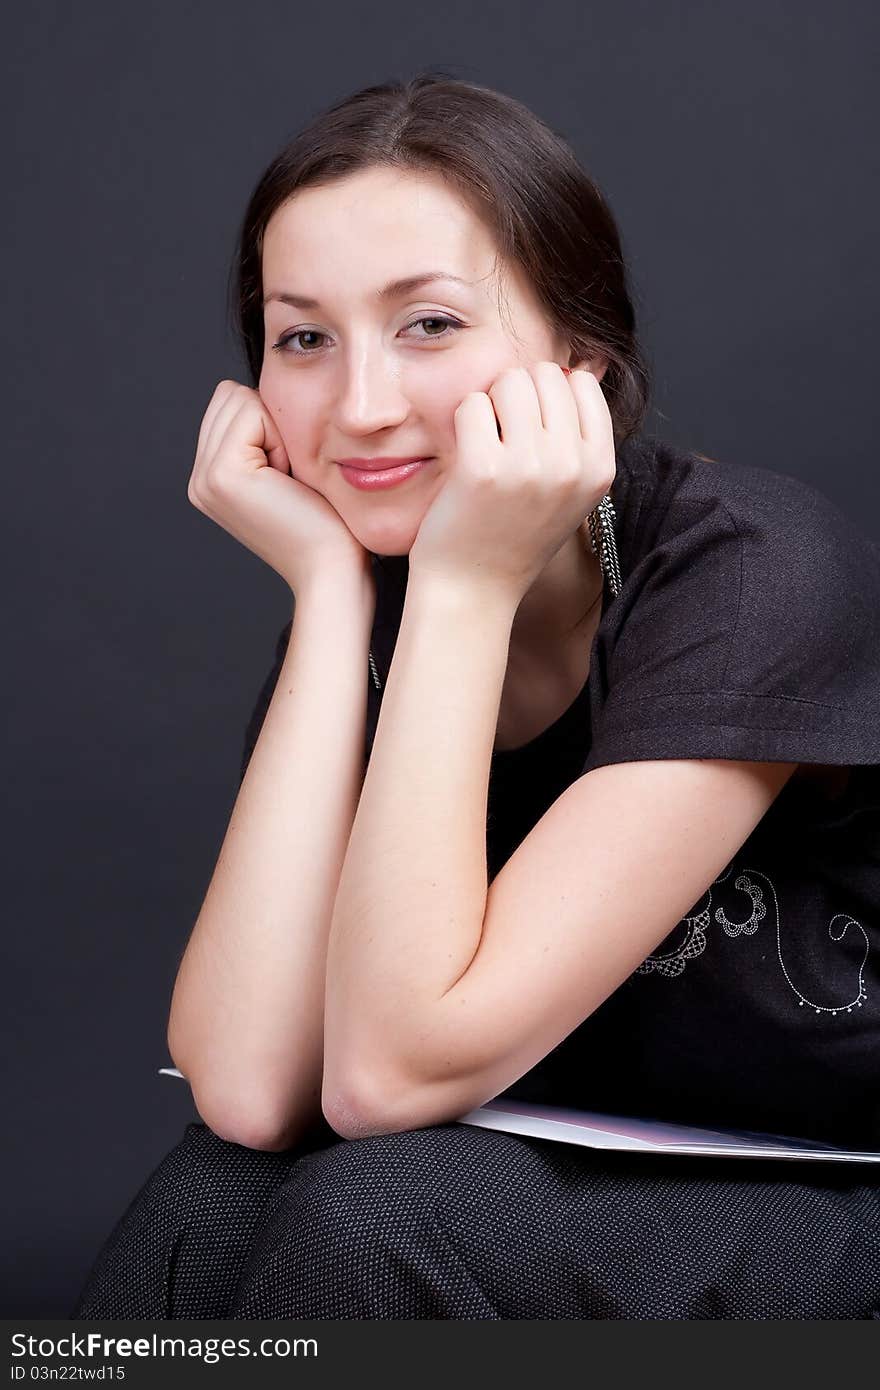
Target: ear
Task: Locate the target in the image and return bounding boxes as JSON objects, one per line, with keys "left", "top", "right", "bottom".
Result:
{"left": 569, "top": 352, "right": 609, "bottom": 383}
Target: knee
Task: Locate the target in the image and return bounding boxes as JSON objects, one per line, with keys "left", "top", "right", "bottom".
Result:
{"left": 113, "top": 1122, "right": 296, "bottom": 1232}
{"left": 231, "top": 1126, "right": 475, "bottom": 1318}
{"left": 146, "top": 1123, "right": 248, "bottom": 1201}
{"left": 247, "top": 1123, "right": 479, "bottom": 1254}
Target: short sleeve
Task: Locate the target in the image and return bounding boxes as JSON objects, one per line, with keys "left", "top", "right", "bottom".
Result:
{"left": 584, "top": 471, "right": 880, "bottom": 772}
{"left": 238, "top": 616, "right": 293, "bottom": 786}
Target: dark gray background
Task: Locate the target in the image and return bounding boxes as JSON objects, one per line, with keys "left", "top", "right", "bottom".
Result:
{"left": 4, "top": 0, "right": 877, "bottom": 1317}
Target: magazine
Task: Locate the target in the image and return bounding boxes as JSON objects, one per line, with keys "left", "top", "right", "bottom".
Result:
{"left": 157, "top": 1067, "right": 880, "bottom": 1162}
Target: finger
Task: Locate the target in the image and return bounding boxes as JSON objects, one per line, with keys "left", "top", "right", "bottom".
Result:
{"left": 222, "top": 395, "right": 287, "bottom": 474}
{"left": 488, "top": 365, "right": 543, "bottom": 446}
{"left": 259, "top": 403, "right": 291, "bottom": 474}
{"left": 453, "top": 391, "right": 502, "bottom": 467}
{"left": 567, "top": 367, "right": 610, "bottom": 446}
{"left": 202, "top": 384, "right": 249, "bottom": 465}
{"left": 530, "top": 360, "right": 582, "bottom": 438}
{"left": 195, "top": 380, "right": 237, "bottom": 459}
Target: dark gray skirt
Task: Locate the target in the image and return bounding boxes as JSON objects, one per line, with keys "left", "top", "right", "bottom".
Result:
{"left": 70, "top": 1120, "right": 880, "bottom": 1320}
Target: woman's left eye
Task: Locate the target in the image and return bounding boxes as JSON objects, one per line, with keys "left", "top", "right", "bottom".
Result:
{"left": 404, "top": 315, "right": 464, "bottom": 341}
{"left": 271, "top": 315, "right": 464, "bottom": 356}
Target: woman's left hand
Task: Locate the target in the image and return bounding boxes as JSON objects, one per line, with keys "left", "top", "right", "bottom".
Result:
{"left": 407, "top": 361, "right": 616, "bottom": 603}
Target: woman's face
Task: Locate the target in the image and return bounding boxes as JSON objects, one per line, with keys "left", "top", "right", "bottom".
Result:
{"left": 259, "top": 164, "right": 606, "bottom": 557}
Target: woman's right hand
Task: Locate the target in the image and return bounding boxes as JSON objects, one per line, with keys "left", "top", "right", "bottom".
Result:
{"left": 187, "top": 380, "right": 373, "bottom": 592}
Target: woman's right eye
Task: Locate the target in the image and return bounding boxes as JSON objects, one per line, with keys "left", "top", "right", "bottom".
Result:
{"left": 272, "top": 329, "right": 326, "bottom": 354}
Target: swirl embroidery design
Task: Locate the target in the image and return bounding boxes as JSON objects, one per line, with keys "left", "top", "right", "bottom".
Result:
{"left": 636, "top": 864, "right": 870, "bottom": 1016}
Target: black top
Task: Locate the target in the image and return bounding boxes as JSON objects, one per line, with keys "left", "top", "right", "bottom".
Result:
{"left": 240, "top": 434, "right": 880, "bottom": 1148}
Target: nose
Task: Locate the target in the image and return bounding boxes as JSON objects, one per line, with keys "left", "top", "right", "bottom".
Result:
{"left": 332, "top": 350, "right": 411, "bottom": 436}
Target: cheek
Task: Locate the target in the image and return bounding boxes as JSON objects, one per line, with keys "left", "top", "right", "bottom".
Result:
{"left": 258, "top": 387, "right": 323, "bottom": 478}
{"left": 258, "top": 368, "right": 308, "bottom": 430}
{"left": 439, "top": 337, "right": 516, "bottom": 403}
{"left": 418, "top": 357, "right": 494, "bottom": 432}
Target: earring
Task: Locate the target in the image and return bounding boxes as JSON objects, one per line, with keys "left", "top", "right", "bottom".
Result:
{"left": 561, "top": 367, "right": 622, "bottom": 600}
{"left": 586, "top": 493, "right": 622, "bottom": 598}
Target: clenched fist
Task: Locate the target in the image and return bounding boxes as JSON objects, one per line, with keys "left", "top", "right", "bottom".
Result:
{"left": 187, "top": 381, "right": 373, "bottom": 592}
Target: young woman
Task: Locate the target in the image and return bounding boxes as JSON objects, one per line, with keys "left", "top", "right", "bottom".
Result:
{"left": 72, "top": 73, "right": 880, "bottom": 1320}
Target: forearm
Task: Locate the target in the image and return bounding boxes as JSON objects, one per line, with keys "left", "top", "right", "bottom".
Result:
{"left": 167, "top": 572, "right": 375, "bottom": 1150}
{"left": 323, "top": 574, "right": 517, "bottom": 1108}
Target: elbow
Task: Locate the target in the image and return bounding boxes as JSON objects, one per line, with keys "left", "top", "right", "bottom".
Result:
{"left": 203, "top": 1106, "right": 296, "bottom": 1153}
{"left": 190, "top": 1085, "right": 289, "bottom": 1152}
{"left": 200, "top": 1112, "right": 286, "bottom": 1153}
{"left": 320, "top": 1046, "right": 400, "bottom": 1140}
{"left": 321, "top": 1084, "right": 376, "bottom": 1141}
{"left": 166, "top": 1026, "right": 315, "bottom": 1153}
{"left": 178, "top": 1066, "right": 321, "bottom": 1153}
{"left": 321, "top": 1046, "right": 505, "bottom": 1138}
{"left": 321, "top": 1061, "right": 433, "bottom": 1140}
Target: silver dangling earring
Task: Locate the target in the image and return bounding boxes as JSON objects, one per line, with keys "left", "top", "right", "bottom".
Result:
{"left": 586, "top": 492, "right": 622, "bottom": 599}
{"left": 368, "top": 495, "right": 622, "bottom": 693}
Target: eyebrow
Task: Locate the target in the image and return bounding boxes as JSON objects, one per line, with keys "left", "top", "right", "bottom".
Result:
{"left": 262, "top": 271, "right": 475, "bottom": 310}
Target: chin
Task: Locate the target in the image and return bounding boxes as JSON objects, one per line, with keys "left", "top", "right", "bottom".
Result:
{"left": 352, "top": 518, "right": 421, "bottom": 559}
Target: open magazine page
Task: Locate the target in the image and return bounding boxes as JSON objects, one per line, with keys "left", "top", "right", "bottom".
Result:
{"left": 158, "top": 1069, "right": 880, "bottom": 1162}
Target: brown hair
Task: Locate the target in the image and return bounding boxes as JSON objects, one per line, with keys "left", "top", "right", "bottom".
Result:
{"left": 229, "top": 69, "right": 651, "bottom": 448}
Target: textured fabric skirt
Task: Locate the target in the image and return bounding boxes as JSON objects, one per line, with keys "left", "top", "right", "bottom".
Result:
{"left": 71, "top": 1119, "right": 880, "bottom": 1320}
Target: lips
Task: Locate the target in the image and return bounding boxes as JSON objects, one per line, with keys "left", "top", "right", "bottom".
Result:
{"left": 336, "top": 455, "right": 429, "bottom": 471}
{"left": 338, "top": 458, "right": 433, "bottom": 491}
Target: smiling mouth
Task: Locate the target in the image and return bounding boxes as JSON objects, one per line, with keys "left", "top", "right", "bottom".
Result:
{"left": 338, "top": 458, "right": 434, "bottom": 490}
{"left": 335, "top": 461, "right": 430, "bottom": 478}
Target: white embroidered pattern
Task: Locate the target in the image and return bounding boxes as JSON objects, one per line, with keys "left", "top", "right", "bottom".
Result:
{"left": 636, "top": 864, "right": 870, "bottom": 1016}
